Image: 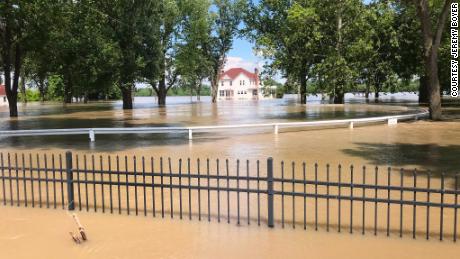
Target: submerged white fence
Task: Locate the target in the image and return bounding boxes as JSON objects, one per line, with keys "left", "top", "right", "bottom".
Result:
{"left": 0, "top": 109, "right": 429, "bottom": 142}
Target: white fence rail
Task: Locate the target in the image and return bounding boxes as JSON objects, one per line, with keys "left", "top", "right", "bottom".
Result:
{"left": 0, "top": 110, "right": 429, "bottom": 142}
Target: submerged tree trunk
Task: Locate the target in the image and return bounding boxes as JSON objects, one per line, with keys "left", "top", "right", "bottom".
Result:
{"left": 196, "top": 83, "right": 201, "bottom": 102}
{"left": 157, "top": 76, "right": 167, "bottom": 106}
{"left": 211, "top": 70, "right": 219, "bottom": 103}
{"left": 299, "top": 72, "right": 307, "bottom": 104}
{"left": 83, "top": 92, "right": 89, "bottom": 104}
{"left": 333, "top": 89, "right": 344, "bottom": 104}
{"left": 121, "top": 85, "right": 133, "bottom": 109}
{"left": 365, "top": 83, "right": 370, "bottom": 100}
{"left": 38, "top": 78, "right": 46, "bottom": 102}
{"left": 418, "top": 75, "right": 429, "bottom": 103}
{"left": 64, "top": 74, "right": 73, "bottom": 104}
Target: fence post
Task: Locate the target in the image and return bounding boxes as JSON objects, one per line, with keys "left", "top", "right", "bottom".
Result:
{"left": 267, "top": 157, "right": 274, "bottom": 228}
{"left": 66, "top": 151, "right": 75, "bottom": 211}
{"left": 89, "top": 129, "right": 95, "bottom": 142}
{"left": 188, "top": 129, "right": 193, "bottom": 140}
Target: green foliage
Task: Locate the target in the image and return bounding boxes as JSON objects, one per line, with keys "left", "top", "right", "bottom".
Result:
{"left": 47, "top": 75, "right": 65, "bottom": 101}
{"left": 207, "top": 0, "right": 244, "bottom": 101}
{"left": 18, "top": 89, "right": 41, "bottom": 102}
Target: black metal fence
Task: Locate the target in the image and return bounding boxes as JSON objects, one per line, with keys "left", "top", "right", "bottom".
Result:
{"left": 0, "top": 151, "right": 458, "bottom": 242}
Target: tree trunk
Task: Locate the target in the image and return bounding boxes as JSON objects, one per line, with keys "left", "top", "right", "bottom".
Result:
{"left": 20, "top": 76, "right": 27, "bottom": 104}
{"left": 365, "top": 84, "right": 370, "bottom": 99}
{"left": 333, "top": 90, "right": 344, "bottom": 104}
{"left": 418, "top": 75, "right": 429, "bottom": 103}
{"left": 8, "top": 97, "right": 18, "bottom": 116}
{"left": 121, "top": 85, "right": 133, "bottom": 109}
{"left": 425, "top": 50, "right": 442, "bottom": 119}
{"left": 299, "top": 72, "right": 307, "bottom": 104}
{"left": 2, "top": 1, "right": 20, "bottom": 117}
{"left": 374, "top": 83, "right": 380, "bottom": 102}
{"left": 333, "top": 6, "right": 344, "bottom": 105}
{"left": 64, "top": 75, "right": 72, "bottom": 104}
{"left": 196, "top": 84, "right": 201, "bottom": 102}
{"left": 84, "top": 92, "right": 89, "bottom": 104}
{"left": 39, "top": 78, "right": 46, "bottom": 102}
{"left": 211, "top": 71, "right": 219, "bottom": 103}
{"left": 414, "top": 0, "right": 451, "bottom": 120}
{"left": 157, "top": 76, "right": 167, "bottom": 106}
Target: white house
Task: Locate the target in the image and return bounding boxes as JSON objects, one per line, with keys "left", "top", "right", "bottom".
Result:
{"left": 218, "top": 68, "right": 263, "bottom": 100}
{"left": 0, "top": 85, "right": 7, "bottom": 106}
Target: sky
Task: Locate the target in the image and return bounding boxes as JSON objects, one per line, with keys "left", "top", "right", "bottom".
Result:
{"left": 225, "top": 37, "right": 263, "bottom": 72}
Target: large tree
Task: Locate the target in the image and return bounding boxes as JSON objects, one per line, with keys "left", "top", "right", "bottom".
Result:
{"left": 49, "top": 0, "right": 120, "bottom": 104}
{"left": 0, "top": 0, "right": 53, "bottom": 117}
{"left": 314, "top": 0, "right": 367, "bottom": 103}
{"left": 244, "top": 0, "right": 322, "bottom": 104}
{"left": 359, "top": 0, "right": 400, "bottom": 101}
{"left": 176, "top": 0, "right": 213, "bottom": 101}
{"left": 411, "top": 0, "right": 452, "bottom": 120}
{"left": 148, "top": 0, "right": 180, "bottom": 106}
{"left": 98, "top": 0, "right": 155, "bottom": 109}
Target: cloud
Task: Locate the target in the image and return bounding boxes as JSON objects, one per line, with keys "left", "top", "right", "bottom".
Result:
{"left": 224, "top": 56, "right": 263, "bottom": 72}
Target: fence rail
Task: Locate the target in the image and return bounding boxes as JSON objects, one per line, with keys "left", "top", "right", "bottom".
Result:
{"left": 0, "top": 110, "right": 429, "bottom": 141}
{"left": 0, "top": 150, "right": 458, "bottom": 242}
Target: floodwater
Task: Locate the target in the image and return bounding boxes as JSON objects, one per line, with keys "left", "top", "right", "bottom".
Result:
{"left": 0, "top": 95, "right": 422, "bottom": 151}
{"left": 0, "top": 94, "right": 460, "bottom": 258}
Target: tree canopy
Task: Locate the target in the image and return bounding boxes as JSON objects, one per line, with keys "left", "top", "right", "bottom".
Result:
{"left": 0, "top": 0, "right": 454, "bottom": 119}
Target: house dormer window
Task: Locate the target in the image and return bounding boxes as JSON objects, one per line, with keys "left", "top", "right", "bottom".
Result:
{"left": 221, "top": 81, "right": 224, "bottom": 86}
{"left": 230, "top": 81, "right": 232, "bottom": 86}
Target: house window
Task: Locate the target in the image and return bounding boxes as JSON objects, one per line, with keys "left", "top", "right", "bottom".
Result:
{"left": 230, "top": 81, "right": 232, "bottom": 86}
{"left": 221, "top": 81, "right": 224, "bottom": 86}
{"left": 219, "top": 90, "right": 225, "bottom": 96}
{"left": 242, "top": 80, "right": 245, "bottom": 85}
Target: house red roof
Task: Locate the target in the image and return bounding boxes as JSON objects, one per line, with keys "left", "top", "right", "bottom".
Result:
{"left": 219, "top": 68, "right": 259, "bottom": 81}
{"left": 0, "top": 85, "right": 5, "bottom": 96}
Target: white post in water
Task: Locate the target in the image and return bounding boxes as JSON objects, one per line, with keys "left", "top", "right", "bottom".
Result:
{"left": 89, "top": 129, "right": 95, "bottom": 142}
{"left": 274, "top": 124, "right": 279, "bottom": 134}
{"left": 388, "top": 118, "right": 398, "bottom": 126}
{"left": 188, "top": 129, "right": 193, "bottom": 140}
{"left": 349, "top": 122, "right": 354, "bottom": 129}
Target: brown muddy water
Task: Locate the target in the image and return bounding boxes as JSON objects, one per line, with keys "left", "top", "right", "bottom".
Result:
{"left": 0, "top": 96, "right": 459, "bottom": 258}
